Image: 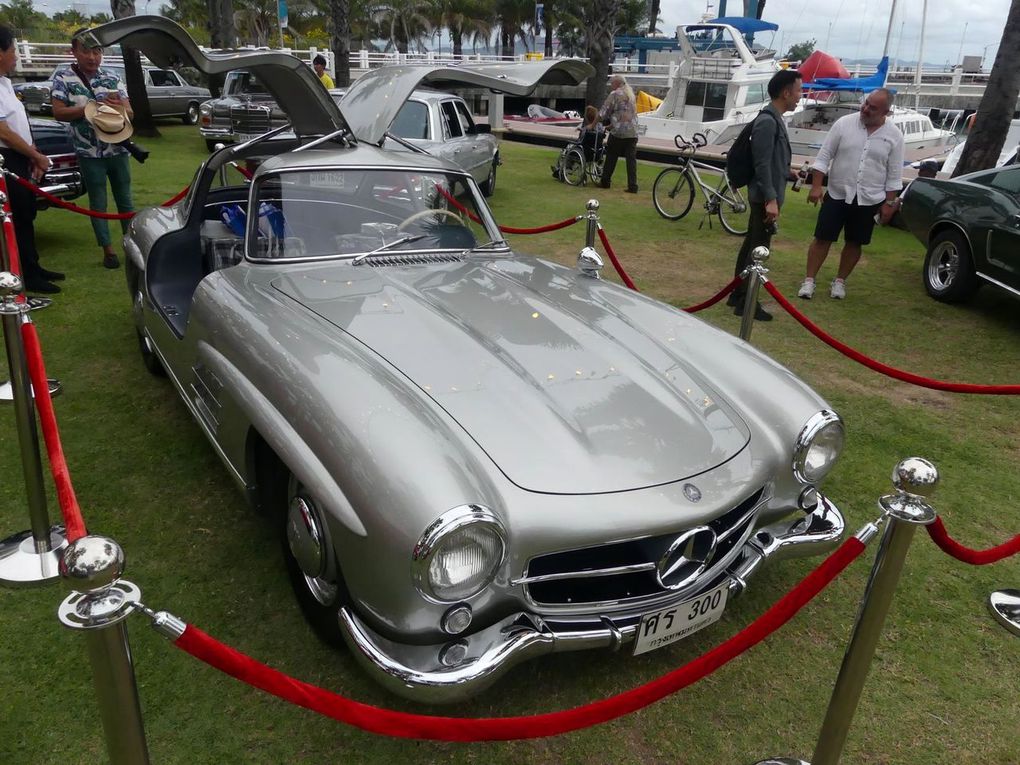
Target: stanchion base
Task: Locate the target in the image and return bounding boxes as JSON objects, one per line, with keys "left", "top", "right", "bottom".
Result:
{"left": 988, "top": 589, "right": 1020, "bottom": 637}
{"left": 749, "top": 759, "right": 810, "bottom": 764}
{"left": 0, "top": 376, "right": 61, "bottom": 402}
{"left": 25, "top": 296, "right": 54, "bottom": 311}
{"left": 0, "top": 526, "right": 67, "bottom": 587}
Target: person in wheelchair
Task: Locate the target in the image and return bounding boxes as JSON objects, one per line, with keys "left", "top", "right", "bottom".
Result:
{"left": 554, "top": 106, "right": 606, "bottom": 186}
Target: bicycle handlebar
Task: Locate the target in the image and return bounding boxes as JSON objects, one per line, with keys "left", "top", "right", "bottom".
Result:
{"left": 674, "top": 132, "right": 709, "bottom": 152}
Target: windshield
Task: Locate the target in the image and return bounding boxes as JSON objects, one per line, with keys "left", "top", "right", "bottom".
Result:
{"left": 245, "top": 167, "right": 500, "bottom": 261}
{"left": 225, "top": 71, "right": 269, "bottom": 96}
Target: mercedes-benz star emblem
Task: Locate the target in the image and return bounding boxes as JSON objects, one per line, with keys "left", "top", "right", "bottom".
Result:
{"left": 683, "top": 483, "right": 702, "bottom": 502}
{"left": 656, "top": 526, "right": 718, "bottom": 590}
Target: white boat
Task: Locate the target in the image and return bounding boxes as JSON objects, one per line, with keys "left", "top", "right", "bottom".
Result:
{"left": 783, "top": 58, "right": 956, "bottom": 156}
{"left": 939, "top": 118, "right": 1020, "bottom": 176}
{"left": 637, "top": 20, "right": 781, "bottom": 146}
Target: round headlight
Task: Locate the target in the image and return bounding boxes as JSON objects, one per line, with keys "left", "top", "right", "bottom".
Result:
{"left": 413, "top": 505, "right": 506, "bottom": 603}
{"left": 793, "top": 411, "right": 845, "bottom": 484}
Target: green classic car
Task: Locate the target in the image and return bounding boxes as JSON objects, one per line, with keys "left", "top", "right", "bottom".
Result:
{"left": 900, "top": 163, "right": 1020, "bottom": 302}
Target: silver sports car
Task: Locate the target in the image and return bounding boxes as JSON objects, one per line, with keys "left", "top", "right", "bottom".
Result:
{"left": 93, "top": 18, "right": 847, "bottom": 702}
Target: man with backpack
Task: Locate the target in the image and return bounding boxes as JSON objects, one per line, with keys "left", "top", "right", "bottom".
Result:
{"left": 726, "top": 69, "right": 802, "bottom": 321}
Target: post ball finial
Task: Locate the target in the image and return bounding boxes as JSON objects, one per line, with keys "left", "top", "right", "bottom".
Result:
{"left": 586, "top": 198, "right": 600, "bottom": 213}
{"left": 892, "top": 457, "right": 939, "bottom": 498}
{"left": 0, "top": 271, "right": 23, "bottom": 296}
{"left": 751, "top": 246, "right": 770, "bottom": 262}
{"left": 60, "top": 535, "right": 125, "bottom": 590}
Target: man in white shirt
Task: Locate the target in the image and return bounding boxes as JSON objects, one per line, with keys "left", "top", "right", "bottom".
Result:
{"left": 798, "top": 88, "right": 905, "bottom": 300}
{"left": 0, "top": 24, "right": 61, "bottom": 294}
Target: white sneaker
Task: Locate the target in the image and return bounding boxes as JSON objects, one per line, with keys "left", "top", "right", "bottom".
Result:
{"left": 797, "top": 278, "right": 816, "bottom": 299}
{"left": 830, "top": 279, "right": 846, "bottom": 299}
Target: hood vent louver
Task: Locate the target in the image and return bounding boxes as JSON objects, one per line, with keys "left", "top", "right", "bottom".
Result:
{"left": 362, "top": 253, "right": 463, "bottom": 267}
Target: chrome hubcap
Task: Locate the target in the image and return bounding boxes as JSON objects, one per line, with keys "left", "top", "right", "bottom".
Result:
{"left": 930, "top": 243, "right": 959, "bottom": 289}
{"left": 286, "top": 494, "right": 337, "bottom": 605}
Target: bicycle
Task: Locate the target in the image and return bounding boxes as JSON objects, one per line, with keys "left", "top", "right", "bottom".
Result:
{"left": 557, "top": 128, "right": 606, "bottom": 187}
{"left": 652, "top": 132, "right": 748, "bottom": 236}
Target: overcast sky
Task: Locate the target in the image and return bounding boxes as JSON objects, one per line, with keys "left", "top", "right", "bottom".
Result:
{"left": 34, "top": 0, "right": 1015, "bottom": 68}
{"left": 662, "top": 0, "right": 1013, "bottom": 66}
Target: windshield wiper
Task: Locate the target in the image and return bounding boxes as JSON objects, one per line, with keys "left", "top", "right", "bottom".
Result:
{"left": 352, "top": 235, "right": 427, "bottom": 265}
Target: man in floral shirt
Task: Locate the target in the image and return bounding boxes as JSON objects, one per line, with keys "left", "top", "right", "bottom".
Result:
{"left": 51, "top": 30, "right": 134, "bottom": 269}
{"left": 597, "top": 74, "right": 639, "bottom": 193}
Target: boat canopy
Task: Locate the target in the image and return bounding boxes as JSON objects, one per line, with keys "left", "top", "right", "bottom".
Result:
{"left": 706, "top": 17, "right": 779, "bottom": 34}
{"left": 803, "top": 56, "right": 896, "bottom": 94}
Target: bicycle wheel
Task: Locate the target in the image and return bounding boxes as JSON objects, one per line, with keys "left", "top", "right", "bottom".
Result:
{"left": 715, "top": 175, "right": 749, "bottom": 236}
{"left": 588, "top": 155, "right": 605, "bottom": 186}
{"left": 560, "top": 148, "right": 586, "bottom": 187}
{"left": 652, "top": 168, "right": 695, "bottom": 220}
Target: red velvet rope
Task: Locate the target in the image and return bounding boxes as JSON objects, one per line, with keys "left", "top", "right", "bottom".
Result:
{"left": 11, "top": 174, "right": 189, "bottom": 219}
{"left": 20, "top": 322, "right": 87, "bottom": 542}
{"left": 232, "top": 163, "right": 254, "bottom": 180}
{"left": 434, "top": 184, "right": 579, "bottom": 235}
{"left": 763, "top": 281, "right": 1020, "bottom": 394}
{"left": 173, "top": 537, "right": 865, "bottom": 741}
{"left": 596, "top": 225, "right": 638, "bottom": 291}
{"left": 683, "top": 276, "right": 743, "bottom": 313}
{"left": 925, "top": 518, "right": 1020, "bottom": 564}
{"left": 0, "top": 175, "right": 22, "bottom": 278}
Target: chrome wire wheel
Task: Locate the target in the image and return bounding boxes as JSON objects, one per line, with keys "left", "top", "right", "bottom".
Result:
{"left": 923, "top": 230, "right": 978, "bottom": 303}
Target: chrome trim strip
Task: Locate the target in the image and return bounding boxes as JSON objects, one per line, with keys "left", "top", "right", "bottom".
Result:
{"left": 510, "top": 562, "right": 656, "bottom": 586}
{"left": 340, "top": 496, "right": 845, "bottom": 703}
{"left": 975, "top": 270, "right": 1020, "bottom": 296}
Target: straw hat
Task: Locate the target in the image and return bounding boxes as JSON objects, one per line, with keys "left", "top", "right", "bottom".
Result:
{"left": 83, "top": 100, "right": 133, "bottom": 143}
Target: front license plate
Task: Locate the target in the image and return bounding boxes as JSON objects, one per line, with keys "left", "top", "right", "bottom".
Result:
{"left": 236, "top": 133, "right": 261, "bottom": 143}
{"left": 632, "top": 582, "right": 728, "bottom": 656}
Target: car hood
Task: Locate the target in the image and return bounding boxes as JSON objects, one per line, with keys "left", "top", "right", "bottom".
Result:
{"left": 270, "top": 260, "right": 750, "bottom": 495}
{"left": 83, "top": 16, "right": 344, "bottom": 139}
{"left": 341, "top": 60, "right": 593, "bottom": 145}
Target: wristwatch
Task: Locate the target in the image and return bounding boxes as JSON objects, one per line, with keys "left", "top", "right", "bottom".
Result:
{"left": 884, "top": 199, "right": 900, "bottom": 207}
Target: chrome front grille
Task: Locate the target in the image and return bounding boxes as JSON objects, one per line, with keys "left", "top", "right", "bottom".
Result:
{"left": 521, "top": 487, "right": 765, "bottom": 608}
{"left": 229, "top": 104, "right": 272, "bottom": 135}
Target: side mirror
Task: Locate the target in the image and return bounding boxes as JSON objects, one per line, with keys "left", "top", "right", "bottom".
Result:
{"left": 474, "top": 123, "right": 491, "bottom": 134}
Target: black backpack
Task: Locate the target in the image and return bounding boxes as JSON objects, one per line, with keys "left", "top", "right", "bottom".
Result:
{"left": 725, "top": 109, "right": 782, "bottom": 189}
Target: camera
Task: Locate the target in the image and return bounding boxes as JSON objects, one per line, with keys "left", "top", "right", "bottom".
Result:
{"left": 119, "top": 139, "right": 149, "bottom": 164}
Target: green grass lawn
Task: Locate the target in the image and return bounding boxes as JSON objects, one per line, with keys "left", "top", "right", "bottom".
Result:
{"left": 1, "top": 125, "right": 1018, "bottom": 764}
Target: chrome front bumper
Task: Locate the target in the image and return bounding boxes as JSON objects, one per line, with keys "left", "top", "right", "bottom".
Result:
{"left": 340, "top": 497, "right": 845, "bottom": 703}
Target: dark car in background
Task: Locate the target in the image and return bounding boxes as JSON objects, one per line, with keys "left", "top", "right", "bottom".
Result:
{"left": 900, "top": 164, "right": 1020, "bottom": 303}
{"left": 15, "top": 65, "right": 210, "bottom": 124}
{"left": 28, "top": 118, "right": 83, "bottom": 208}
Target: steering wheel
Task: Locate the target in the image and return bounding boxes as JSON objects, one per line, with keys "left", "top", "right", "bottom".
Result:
{"left": 397, "top": 208, "right": 464, "bottom": 231}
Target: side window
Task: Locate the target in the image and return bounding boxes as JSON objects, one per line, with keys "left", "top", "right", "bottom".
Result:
{"left": 440, "top": 101, "right": 463, "bottom": 139}
{"left": 986, "top": 169, "right": 1020, "bottom": 201}
{"left": 391, "top": 101, "right": 430, "bottom": 140}
{"left": 168, "top": 71, "right": 183, "bottom": 87}
{"left": 149, "top": 70, "right": 174, "bottom": 87}
{"left": 453, "top": 101, "right": 475, "bottom": 135}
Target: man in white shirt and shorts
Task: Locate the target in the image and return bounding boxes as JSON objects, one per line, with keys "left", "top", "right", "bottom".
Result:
{"left": 798, "top": 88, "right": 905, "bottom": 300}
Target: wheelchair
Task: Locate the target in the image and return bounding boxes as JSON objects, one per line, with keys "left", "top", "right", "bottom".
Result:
{"left": 556, "top": 128, "right": 607, "bottom": 187}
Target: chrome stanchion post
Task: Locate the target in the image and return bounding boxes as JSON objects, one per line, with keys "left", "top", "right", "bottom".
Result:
{"left": 584, "top": 198, "right": 599, "bottom": 248}
{"left": 751, "top": 457, "right": 938, "bottom": 765}
{"left": 0, "top": 271, "right": 67, "bottom": 586}
{"left": 810, "top": 457, "right": 939, "bottom": 765}
{"left": 739, "top": 246, "right": 770, "bottom": 342}
{"left": 988, "top": 589, "right": 1020, "bottom": 636}
{"left": 58, "top": 536, "right": 151, "bottom": 765}
{"left": 214, "top": 143, "right": 228, "bottom": 186}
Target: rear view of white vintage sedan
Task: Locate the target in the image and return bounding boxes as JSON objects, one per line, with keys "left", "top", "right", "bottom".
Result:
{"left": 97, "top": 17, "right": 847, "bottom": 702}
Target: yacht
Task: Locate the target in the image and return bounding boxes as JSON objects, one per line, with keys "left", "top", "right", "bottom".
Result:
{"left": 784, "top": 58, "right": 955, "bottom": 156}
{"left": 637, "top": 20, "right": 781, "bottom": 146}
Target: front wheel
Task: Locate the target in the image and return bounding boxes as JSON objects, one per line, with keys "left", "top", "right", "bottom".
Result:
{"left": 715, "top": 177, "right": 748, "bottom": 236}
{"left": 183, "top": 102, "right": 200, "bottom": 125}
{"left": 481, "top": 156, "right": 498, "bottom": 197}
{"left": 652, "top": 168, "right": 695, "bottom": 220}
{"left": 923, "top": 229, "right": 979, "bottom": 302}
{"left": 560, "top": 147, "right": 586, "bottom": 187}
{"left": 281, "top": 471, "right": 349, "bottom": 646}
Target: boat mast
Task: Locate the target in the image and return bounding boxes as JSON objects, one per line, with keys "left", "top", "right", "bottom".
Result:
{"left": 880, "top": 0, "right": 898, "bottom": 86}
{"left": 913, "top": 0, "right": 928, "bottom": 109}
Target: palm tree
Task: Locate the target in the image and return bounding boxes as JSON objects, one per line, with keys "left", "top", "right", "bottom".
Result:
{"left": 371, "top": 0, "right": 432, "bottom": 54}
{"left": 952, "top": 0, "right": 1020, "bottom": 176}
{"left": 438, "top": 0, "right": 492, "bottom": 58}
{"left": 330, "top": 0, "right": 351, "bottom": 85}
{"left": 494, "top": 0, "right": 531, "bottom": 58}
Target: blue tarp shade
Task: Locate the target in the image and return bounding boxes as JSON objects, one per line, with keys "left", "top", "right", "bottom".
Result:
{"left": 803, "top": 56, "right": 896, "bottom": 93}
{"left": 706, "top": 17, "right": 779, "bottom": 33}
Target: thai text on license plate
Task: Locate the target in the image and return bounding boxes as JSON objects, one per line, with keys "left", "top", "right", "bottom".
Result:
{"left": 632, "top": 582, "right": 728, "bottom": 656}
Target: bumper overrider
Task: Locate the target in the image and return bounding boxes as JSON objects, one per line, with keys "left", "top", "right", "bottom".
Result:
{"left": 339, "top": 496, "right": 845, "bottom": 703}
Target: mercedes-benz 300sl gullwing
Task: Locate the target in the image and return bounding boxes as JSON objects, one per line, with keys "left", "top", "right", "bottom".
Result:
{"left": 91, "top": 18, "right": 847, "bottom": 702}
